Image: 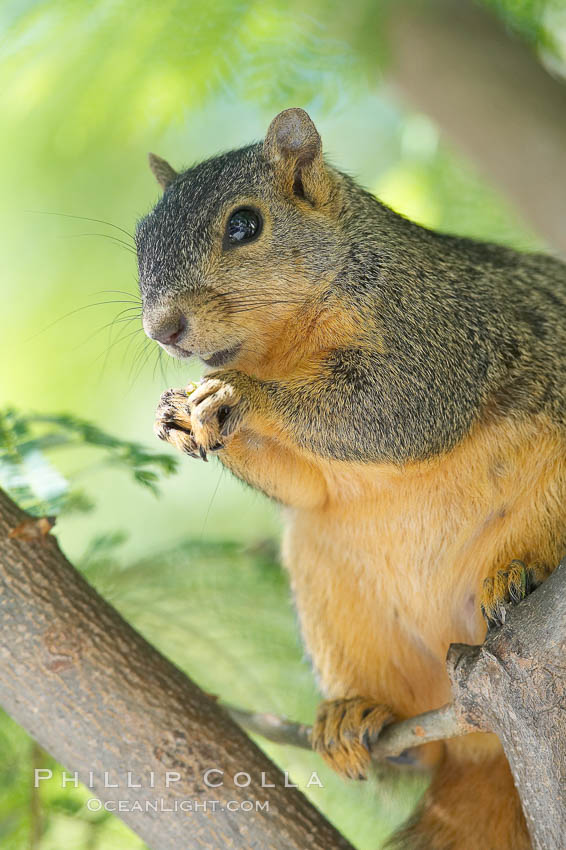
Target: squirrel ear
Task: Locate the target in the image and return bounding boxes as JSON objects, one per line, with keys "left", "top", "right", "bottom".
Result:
{"left": 263, "top": 108, "right": 331, "bottom": 206}
{"left": 148, "top": 153, "right": 178, "bottom": 190}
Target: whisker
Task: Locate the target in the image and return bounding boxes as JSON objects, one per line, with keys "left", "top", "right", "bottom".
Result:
{"left": 123, "top": 322, "right": 148, "bottom": 366}
{"left": 206, "top": 288, "right": 301, "bottom": 301}
{"left": 63, "top": 232, "right": 137, "bottom": 255}
{"left": 229, "top": 299, "right": 307, "bottom": 314}
{"left": 91, "top": 326, "right": 143, "bottom": 367}
{"left": 131, "top": 339, "right": 157, "bottom": 385}
{"left": 76, "top": 310, "right": 142, "bottom": 351}
{"left": 92, "top": 288, "right": 141, "bottom": 301}
{"left": 26, "top": 210, "right": 135, "bottom": 242}
{"left": 87, "top": 325, "right": 144, "bottom": 385}
{"left": 158, "top": 348, "right": 169, "bottom": 384}
{"left": 152, "top": 347, "right": 164, "bottom": 382}
{"left": 26, "top": 299, "right": 146, "bottom": 343}
{"left": 129, "top": 337, "right": 153, "bottom": 383}
{"left": 200, "top": 465, "right": 224, "bottom": 541}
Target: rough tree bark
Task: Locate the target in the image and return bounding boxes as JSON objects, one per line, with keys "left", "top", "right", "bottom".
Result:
{"left": 0, "top": 488, "right": 355, "bottom": 850}
{"left": 447, "top": 559, "right": 566, "bottom": 850}
{"left": 1, "top": 483, "right": 566, "bottom": 850}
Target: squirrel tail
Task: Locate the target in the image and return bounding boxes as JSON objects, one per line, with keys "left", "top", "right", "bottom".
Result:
{"left": 386, "top": 747, "right": 530, "bottom": 850}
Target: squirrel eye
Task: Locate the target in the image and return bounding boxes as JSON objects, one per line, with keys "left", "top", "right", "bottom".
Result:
{"left": 226, "top": 208, "right": 261, "bottom": 245}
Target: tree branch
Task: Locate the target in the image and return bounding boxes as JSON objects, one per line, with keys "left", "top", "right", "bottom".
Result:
{"left": 0, "top": 489, "right": 355, "bottom": 850}
{"left": 447, "top": 559, "right": 566, "bottom": 850}
{"left": 2, "top": 482, "right": 566, "bottom": 850}
{"left": 226, "top": 702, "right": 467, "bottom": 761}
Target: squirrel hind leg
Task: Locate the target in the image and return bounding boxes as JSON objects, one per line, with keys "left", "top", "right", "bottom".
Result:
{"left": 480, "top": 560, "right": 551, "bottom": 629}
{"left": 386, "top": 751, "right": 530, "bottom": 850}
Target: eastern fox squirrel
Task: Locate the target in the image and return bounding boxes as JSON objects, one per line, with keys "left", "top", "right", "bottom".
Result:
{"left": 136, "top": 108, "right": 566, "bottom": 849}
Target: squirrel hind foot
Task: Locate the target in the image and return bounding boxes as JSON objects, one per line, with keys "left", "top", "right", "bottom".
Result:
{"left": 312, "top": 696, "right": 394, "bottom": 780}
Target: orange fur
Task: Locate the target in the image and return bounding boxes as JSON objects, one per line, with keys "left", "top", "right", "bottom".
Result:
{"left": 153, "top": 294, "right": 566, "bottom": 848}
{"left": 223, "top": 410, "right": 566, "bottom": 848}
{"left": 389, "top": 750, "right": 530, "bottom": 850}
{"left": 282, "top": 415, "right": 566, "bottom": 715}
{"left": 143, "top": 109, "right": 566, "bottom": 849}
{"left": 214, "top": 407, "right": 565, "bottom": 784}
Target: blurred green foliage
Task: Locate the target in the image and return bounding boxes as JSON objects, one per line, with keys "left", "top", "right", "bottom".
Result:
{"left": 482, "top": 0, "right": 564, "bottom": 56}
{"left": 1, "top": 0, "right": 564, "bottom": 847}
{"left": 0, "top": 407, "right": 177, "bottom": 514}
{"left": 0, "top": 433, "right": 424, "bottom": 848}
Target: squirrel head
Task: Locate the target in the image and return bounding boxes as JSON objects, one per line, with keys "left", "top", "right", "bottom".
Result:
{"left": 136, "top": 108, "right": 347, "bottom": 371}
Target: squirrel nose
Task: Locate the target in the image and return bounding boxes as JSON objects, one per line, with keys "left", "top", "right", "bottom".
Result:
{"left": 145, "top": 314, "right": 187, "bottom": 346}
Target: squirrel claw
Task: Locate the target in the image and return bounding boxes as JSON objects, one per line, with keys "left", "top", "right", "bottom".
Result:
{"left": 481, "top": 560, "right": 550, "bottom": 628}
{"left": 189, "top": 375, "right": 247, "bottom": 451}
{"left": 153, "top": 385, "right": 232, "bottom": 461}
{"left": 312, "top": 697, "right": 394, "bottom": 781}
{"left": 154, "top": 388, "right": 199, "bottom": 457}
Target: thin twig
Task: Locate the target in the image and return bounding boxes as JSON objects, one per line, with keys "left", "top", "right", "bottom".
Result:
{"left": 225, "top": 702, "right": 467, "bottom": 761}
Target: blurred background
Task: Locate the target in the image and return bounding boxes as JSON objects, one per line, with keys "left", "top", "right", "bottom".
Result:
{"left": 1, "top": 0, "right": 565, "bottom": 847}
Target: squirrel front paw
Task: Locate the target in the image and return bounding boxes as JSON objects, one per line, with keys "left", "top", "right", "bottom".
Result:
{"left": 188, "top": 373, "right": 250, "bottom": 460}
{"left": 154, "top": 387, "right": 200, "bottom": 457}
{"left": 481, "top": 559, "right": 550, "bottom": 629}
{"left": 312, "top": 697, "right": 394, "bottom": 780}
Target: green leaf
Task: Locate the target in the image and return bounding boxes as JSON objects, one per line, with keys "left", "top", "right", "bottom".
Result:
{"left": 0, "top": 407, "right": 178, "bottom": 515}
